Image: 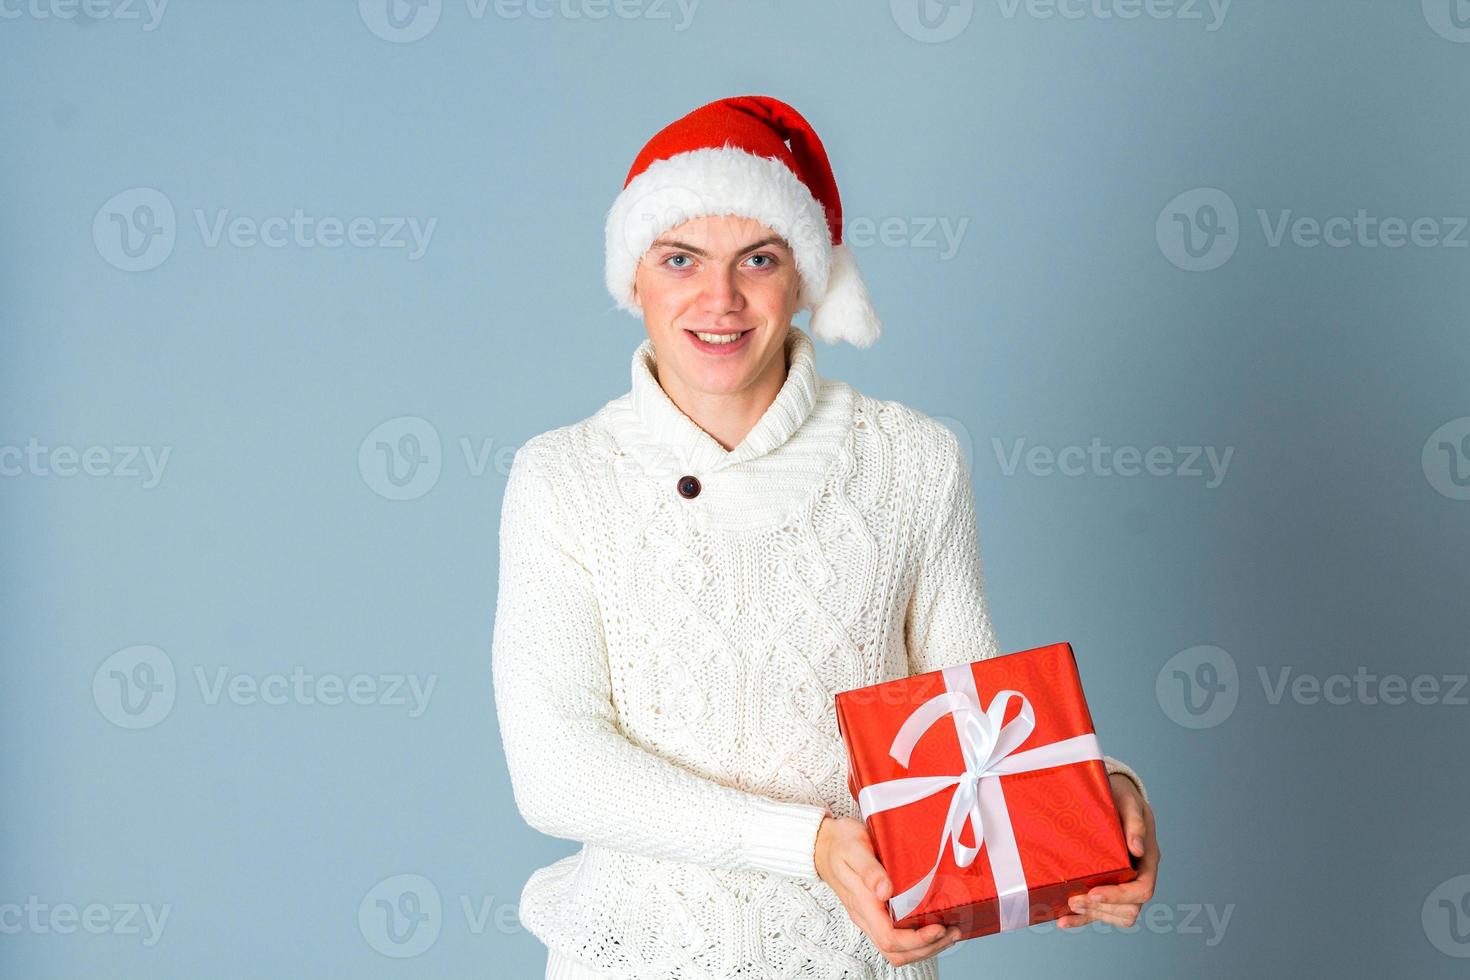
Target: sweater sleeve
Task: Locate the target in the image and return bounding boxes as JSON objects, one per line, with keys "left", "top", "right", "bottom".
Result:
{"left": 903, "top": 425, "right": 1149, "bottom": 808}
{"left": 490, "top": 445, "right": 831, "bottom": 879}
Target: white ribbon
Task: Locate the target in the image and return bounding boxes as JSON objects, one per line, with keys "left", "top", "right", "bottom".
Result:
{"left": 855, "top": 664, "right": 1102, "bottom": 930}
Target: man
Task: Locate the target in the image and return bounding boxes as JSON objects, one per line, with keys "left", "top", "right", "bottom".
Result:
{"left": 491, "top": 95, "right": 1160, "bottom": 979}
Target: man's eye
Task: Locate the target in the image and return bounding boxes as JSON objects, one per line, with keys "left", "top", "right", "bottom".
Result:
{"left": 663, "top": 254, "right": 692, "bottom": 269}
{"left": 745, "top": 254, "right": 775, "bottom": 268}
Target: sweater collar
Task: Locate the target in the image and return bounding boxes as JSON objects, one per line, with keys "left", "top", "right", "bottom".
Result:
{"left": 625, "top": 324, "right": 820, "bottom": 474}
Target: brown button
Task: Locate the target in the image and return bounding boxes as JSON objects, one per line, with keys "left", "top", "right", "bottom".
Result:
{"left": 677, "top": 475, "right": 701, "bottom": 499}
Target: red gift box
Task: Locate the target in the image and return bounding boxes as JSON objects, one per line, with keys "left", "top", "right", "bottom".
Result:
{"left": 833, "top": 641, "right": 1136, "bottom": 939}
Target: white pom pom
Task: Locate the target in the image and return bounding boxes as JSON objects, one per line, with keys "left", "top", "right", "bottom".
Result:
{"left": 808, "top": 243, "right": 882, "bottom": 349}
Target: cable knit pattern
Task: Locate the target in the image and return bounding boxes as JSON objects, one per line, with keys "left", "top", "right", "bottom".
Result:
{"left": 491, "top": 325, "right": 1148, "bottom": 980}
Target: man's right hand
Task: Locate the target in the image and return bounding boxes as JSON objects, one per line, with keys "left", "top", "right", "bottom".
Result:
{"left": 813, "top": 814, "right": 962, "bottom": 967}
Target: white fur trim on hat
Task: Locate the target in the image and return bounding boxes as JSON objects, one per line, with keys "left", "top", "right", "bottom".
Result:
{"left": 808, "top": 242, "right": 882, "bottom": 349}
{"left": 605, "top": 145, "right": 833, "bottom": 315}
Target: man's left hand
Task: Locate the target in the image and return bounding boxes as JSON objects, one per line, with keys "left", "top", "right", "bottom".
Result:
{"left": 1057, "top": 773, "right": 1160, "bottom": 930}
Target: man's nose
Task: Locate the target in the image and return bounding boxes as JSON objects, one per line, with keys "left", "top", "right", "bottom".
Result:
{"left": 698, "top": 265, "right": 743, "bottom": 313}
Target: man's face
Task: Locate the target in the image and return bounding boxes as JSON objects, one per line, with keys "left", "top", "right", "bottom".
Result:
{"left": 632, "top": 213, "right": 801, "bottom": 397}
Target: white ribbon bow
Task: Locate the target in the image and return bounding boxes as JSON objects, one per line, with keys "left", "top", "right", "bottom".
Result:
{"left": 855, "top": 664, "right": 1102, "bottom": 930}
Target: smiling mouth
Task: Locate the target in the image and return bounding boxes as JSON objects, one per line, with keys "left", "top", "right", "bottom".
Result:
{"left": 686, "top": 329, "right": 751, "bottom": 345}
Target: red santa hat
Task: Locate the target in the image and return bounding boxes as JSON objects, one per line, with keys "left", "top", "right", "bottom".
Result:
{"left": 604, "top": 95, "right": 882, "bottom": 349}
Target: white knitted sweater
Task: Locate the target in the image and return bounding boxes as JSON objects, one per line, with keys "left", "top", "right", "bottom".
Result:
{"left": 491, "top": 325, "right": 1148, "bottom": 980}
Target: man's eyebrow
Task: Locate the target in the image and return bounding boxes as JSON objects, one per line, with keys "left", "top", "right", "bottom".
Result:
{"left": 648, "top": 235, "right": 790, "bottom": 257}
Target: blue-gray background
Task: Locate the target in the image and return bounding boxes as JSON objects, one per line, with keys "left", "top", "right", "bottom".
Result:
{"left": 3, "top": 1, "right": 1468, "bottom": 977}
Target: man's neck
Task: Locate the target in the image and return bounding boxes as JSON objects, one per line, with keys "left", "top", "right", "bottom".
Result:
{"left": 655, "top": 349, "right": 789, "bottom": 452}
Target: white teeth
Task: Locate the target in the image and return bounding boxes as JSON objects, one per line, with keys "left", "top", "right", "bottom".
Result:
{"left": 694, "top": 331, "right": 745, "bottom": 344}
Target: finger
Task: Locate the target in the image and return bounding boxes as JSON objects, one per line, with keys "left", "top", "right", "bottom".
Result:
{"left": 880, "top": 919, "right": 954, "bottom": 954}
{"left": 1066, "top": 895, "right": 1138, "bottom": 929}
{"left": 1074, "top": 903, "right": 1137, "bottom": 929}
{"left": 894, "top": 925, "right": 962, "bottom": 963}
{"left": 1129, "top": 799, "right": 1159, "bottom": 863}
{"left": 1085, "top": 871, "right": 1147, "bottom": 904}
{"left": 1089, "top": 811, "right": 1160, "bottom": 905}
{"left": 837, "top": 857, "right": 905, "bottom": 942}
{"left": 1142, "top": 801, "right": 1160, "bottom": 866}
{"left": 841, "top": 839, "right": 892, "bottom": 903}
{"left": 880, "top": 924, "right": 962, "bottom": 966}
{"left": 836, "top": 830, "right": 962, "bottom": 957}
{"left": 1072, "top": 893, "right": 1142, "bottom": 920}
{"left": 1085, "top": 871, "right": 1152, "bottom": 907}
{"left": 1086, "top": 872, "right": 1151, "bottom": 906}
{"left": 1113, "top": 786, "right": 1147, "bottom": 857}
{"left": 1087, "top": 901, "right": 1141, "bottom": 922}
{"left": 1133, "top": 818, "right": 1161, "bottom": 888}
{"left": 838, "top": 859, "right": 950, "bottom": 952}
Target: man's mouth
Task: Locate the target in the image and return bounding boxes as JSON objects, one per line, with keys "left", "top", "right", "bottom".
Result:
{"left": 685, "top": 328, "right": 752, "bottom": 346}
